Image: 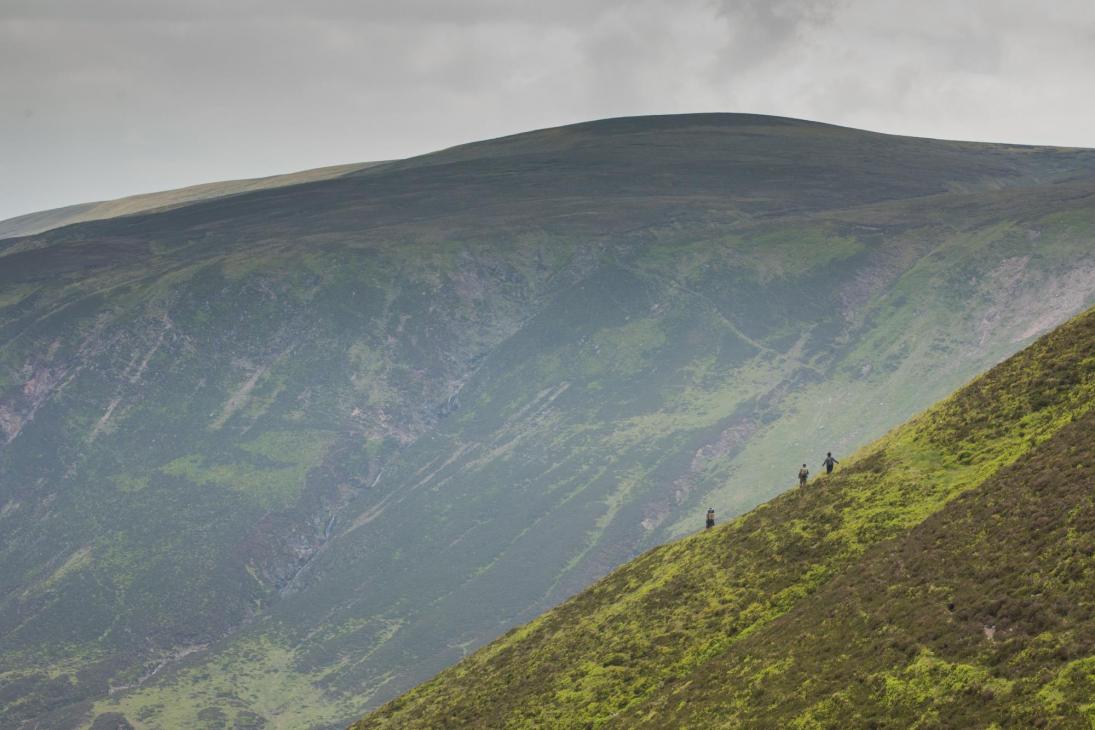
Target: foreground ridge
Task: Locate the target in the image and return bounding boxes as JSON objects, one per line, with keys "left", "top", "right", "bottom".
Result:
{"left": 355, "top": 306, "right": 1095, "bottom": 729}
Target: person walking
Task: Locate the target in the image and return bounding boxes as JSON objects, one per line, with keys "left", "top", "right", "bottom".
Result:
{"left": 822, "top": 452, "right": 839, "bottom": 475}
{"left": 798, "top": 464, "right": 809, "bottom": 487}
{"left": 705, "top": 508, "right": 716, "bottom": 530}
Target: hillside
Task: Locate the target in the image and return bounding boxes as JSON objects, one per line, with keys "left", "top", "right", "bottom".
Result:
{"left": 1, "top": 114, "right": 1094, "bottom": 728}
{"left": 356, "top": 305, "right": 1095, "bottom": 729}
{"left": 0, "top": 161, "right": 381, "bottom": 240}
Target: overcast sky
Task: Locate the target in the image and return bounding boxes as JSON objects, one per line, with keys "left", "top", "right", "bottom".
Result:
{"left": 2, "top": 0, "right": 1095, "bottom": 221}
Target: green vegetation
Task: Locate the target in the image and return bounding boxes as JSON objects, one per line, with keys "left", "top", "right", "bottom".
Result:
{"left": 355, "top": 306, "right": 1095, "bottom": 729}
{"left": 1, "top": 114, "right": 1094, "bottom": 728}
{"left": 161, "top": 431, "right": 335, "bottom": 509}
{"left": 95, "top": 635, "right": 354, "bottom": 730}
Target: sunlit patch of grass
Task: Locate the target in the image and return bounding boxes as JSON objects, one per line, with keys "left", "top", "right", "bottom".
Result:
{"left": 160, "top": 430, "right": 335, "bottom": 509}
{"left": 92, "top": 635, "right": 357, "bottom": 730}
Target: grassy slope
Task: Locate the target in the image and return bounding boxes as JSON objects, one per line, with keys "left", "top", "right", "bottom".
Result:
{"left": 629, "top": 402, "right": 1095, "bottom": 728}
{"left": 355, "top": 306, "right": 1095, "bottom": 729}
{"left": 0, "top": 161, "right": 381, "bottom": 240}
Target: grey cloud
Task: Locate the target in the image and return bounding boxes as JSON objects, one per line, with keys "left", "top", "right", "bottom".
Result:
{"left": 2, "top": 0, "right": 1094, "bottom": 221}
{"left": 716, "top": 0, "right": 841, "bottom": 61}
{"left": 0, "top": 1, "right": 603, "bottom": 24}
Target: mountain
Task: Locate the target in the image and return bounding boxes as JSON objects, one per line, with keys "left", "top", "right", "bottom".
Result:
{"left": 1, "top": 114, "right": 1093, "bottom": 728}
{"left": 355, "top": 305, "right": 1095, "bottom": 729}
{"left": 0, "top": 162, "right": 381, "bottom": 240}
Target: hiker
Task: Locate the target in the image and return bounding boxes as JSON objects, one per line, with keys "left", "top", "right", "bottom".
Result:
{"left": 705, "top": 508, "right": 715, "bottom": 530}
{"left": 822, "top": 452, "right": 839, "bottom": 474}
{"left": 798, "top": 464, "right": 809, "bottom": 487}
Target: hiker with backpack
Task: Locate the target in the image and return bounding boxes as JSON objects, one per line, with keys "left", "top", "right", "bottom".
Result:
{"left": 705, "top": 508, "right": 715, "bottom": 530}
{"left": 822, "top": 452, "right": 839, "bottom": 474}
{"left": 798, "top": 464, "right": 809, "bottom": 487}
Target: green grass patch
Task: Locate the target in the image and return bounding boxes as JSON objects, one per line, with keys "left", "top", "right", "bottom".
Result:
{"left": 161, "top": 430, "right": 334, "bottom": 509}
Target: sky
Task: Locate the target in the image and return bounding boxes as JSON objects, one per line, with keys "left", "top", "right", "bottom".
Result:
{"left": 2, "top": 0, "right": 1095, "bottom": 221}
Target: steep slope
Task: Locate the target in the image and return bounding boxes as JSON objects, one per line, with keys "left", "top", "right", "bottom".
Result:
{"left": 355, "top": 305, "right": 1095, "bottom": 729}
{"left": 1, "top": 114, "right": 1094, "bottom": 728}
{"left": 0, "top": 161, "right": 381, "bottom": 240}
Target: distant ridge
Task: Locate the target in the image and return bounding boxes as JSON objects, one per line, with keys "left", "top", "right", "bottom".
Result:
{"left": 0, "top": 161, "right": 385, "bottom": 240}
